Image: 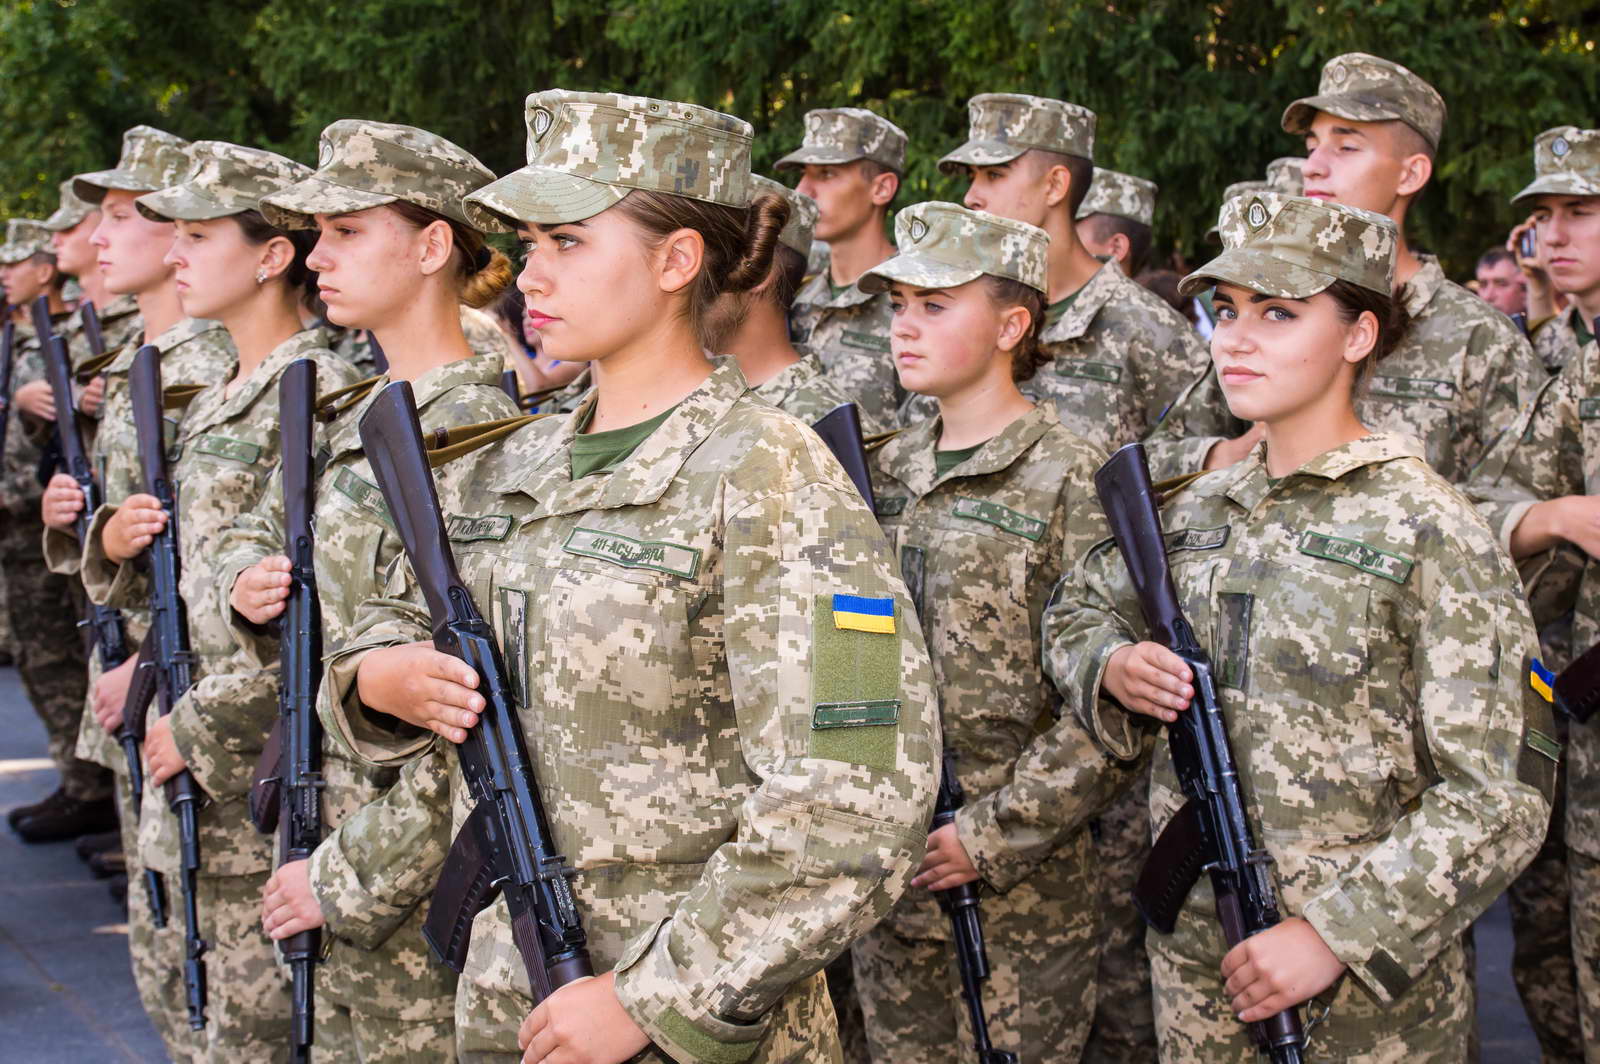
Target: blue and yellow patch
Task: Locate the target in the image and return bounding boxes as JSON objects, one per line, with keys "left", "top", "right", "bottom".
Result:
{"left": 1530, "top": 658, "right": 1556, "bottom": 704}
{"left": 832, "top": 593, "right": 896, "bottom": 635}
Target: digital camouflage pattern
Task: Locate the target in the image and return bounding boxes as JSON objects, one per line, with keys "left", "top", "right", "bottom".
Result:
{"left": 324, "top": 359, "right": 939, "bottom": 1062}
{"left": 1179, "top": 196, "right": 1398, "bottom": 300}
{"left": 938, "top": 93, "right": 1095, "bottom": 172}
{"left": 861, "top": 201, "right": 1048, "bottom": 295}
{"left": 262, "top": 119, "right": 501, "bottom": 232}
{"left": 136, "top": 140, "right": 312, "bottom": 222}
{"left": 751, "top": 347, "right": 891, "bottom": 436}
{"left": 0, "top": 218, "right": 52, "bottom": 264}
{"left": 859, "top": 403, "right": 1134, "bottom": 1061}
{"left": 73, "top": 125, "right": 193, "bottom": 202}
{"left": 1505, "top": 777, "right": 1585, "bottom": 1062}
{"left": 1048, "top": 433, "right": 1556, "bottom": 1061}
{"left": 1282, "top": 51, "right": 1447, "bottom": 150}
{"left": 750, "top": 174, "right": 817, "bottom": 260}
{"left": 1533, "top": 306, "right": 1587, "bottom": 375}
{"left": 1265, "top": 156, "right": 1306, "bottom": 195}
{"left": 790, "top": 264, "right": 903, "bottom": 432}
{"left": 1513, "top": 126, "right": 1600, "bottom": 203}
{"left": 774, "top": 107, "right": 908, "bottom": 172}
{"left": 42, "top": 177, "right": 96, "bottom": 232}
{"left": 1075, "top": 167, "right": 1157, "bottom": 227}
{"left": 1204, "top": 180, "right": 1269, "bottom": 243}
{"left": 466, "top": 90, "right": 752, "bottom": 230}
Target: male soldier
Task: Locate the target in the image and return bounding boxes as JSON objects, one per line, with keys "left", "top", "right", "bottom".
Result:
{"left": 0, "top": 218, "right": 109, "bottom": 844}
{"left": 1477, "top": 247, "right": 1530, "bottom": 320}
{"left": 778, "top": 106, "right": 907, "bottom": 430}
{"left": 1075, "top": 167, "right": 1157, "bottom": 276}
{"left": 1511, "top": 127, "right": 1600, "bottom": 377}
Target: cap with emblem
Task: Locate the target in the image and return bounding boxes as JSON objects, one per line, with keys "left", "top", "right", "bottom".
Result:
{"left": 751, "top": 175, "right": 817, "bottom": 260}
{"left": 1180, "top": 195, "right": 1396, "bottom": 299}
{"left": 1206, "top": 180, "right": 1270, "bottom": 244}
{"left": 74, "top": 126, "right": 193, "bottom": 205}
{"left": 137, "top": 141, "right": 313, "bottom": 223}
{"left": 939, "top": 93, "right": 1095, "bottom": 175}
{"left": 1075, "top": 167, "right": 1156, "bottom": 226}
{"left": 1266, "top": 157, "right": 1306, "bottom": 195}
{"left": 464, "top": 91, "right": 753, "bottom": 230}
{"left": 774, "top": 107, "right": 907, "bottom": 173}
{"left": 0, "top": 219, "right": 54, "bottom": 265}
{"left": 860, "top": 201, "right": 1047, "bottom": 295}
{"left": 1512, "top": 126, "right": 1600, "bottom": 204}
{"left": 43, "top": 180, "right": 95, "bottom": 233}
{"left": 1281, "top": 52, "right": 1446, "bottom": 151}
{"left": 261, "top": 119, "right": 501, "bottom": 232}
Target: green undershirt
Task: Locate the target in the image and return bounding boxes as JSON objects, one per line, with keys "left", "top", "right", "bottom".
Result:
{"left": 1044, "top": 287, "right": 1082, "bottom": 329}
{"left": 1576, "top": 313, "right": 1595, "bottom": 350}
{"left": 570, "top": 404, "right": 677, "bottom": 479}
{"left": 935, "top": 443, "right": 984, "bottom": 479}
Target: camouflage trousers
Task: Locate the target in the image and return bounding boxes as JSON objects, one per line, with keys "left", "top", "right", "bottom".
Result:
{"left": 1149, "top": 921, "right": 1473, "bottom": 1063}
{"left": 854, "top": 877, "right": 1098, "bottom": 1063}
{"left": 317, "top": 1000, "right": 457, "bottom": 1063}
{"left": 1569, "top": 848, "right": 1600, "bottom": 1063}
{"left": 824, "top": 952, "right": 870, "bottom": 1064}
{"left": 1507, "top": 769, "right": 1583, "bottom": 1063}
{"left": 1082, "top": 769, "right": 1157, "bottom": 1064}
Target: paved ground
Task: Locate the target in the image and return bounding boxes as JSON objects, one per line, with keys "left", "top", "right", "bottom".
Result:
{"left": 0, "top": 665, "right": 1549, "bottom": 1061}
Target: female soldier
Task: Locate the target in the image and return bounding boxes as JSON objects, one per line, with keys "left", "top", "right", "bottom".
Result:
{"left": 1043, "top": 195, "right": 1556, "bottom": 1062}
{"left": 219, "top": 119, "right": 520, "bottom": 1061}
{"left": 322, "top": 89, "right": 939, "bottom": 1063}
{"left": 852, "top": 200, "right": 1132, "bottom": 1061}
{"left": 79, "top": 140, "right": 362, "bottom": 1062}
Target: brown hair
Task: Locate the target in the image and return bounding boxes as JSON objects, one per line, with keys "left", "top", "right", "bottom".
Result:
{"left": 613, "top": 189, "right": 790, "bottom": 335}
{"left": 1083, "top": 213, "right": 1154, "bottom": 275}
{"left": 1325, "top": 278, "right": 1410, "bottom": 394}
{"left": 385, "top": 199, "right": 514, "bottom": 308}
{"left": 1025, "top": 149, "right": 1095, "bottom": 217}
{"left": 234, "top": 209, "right": 321, "bottom": 311}
{"left": 984, "top": 276, "right": 1048, "bottom": 383}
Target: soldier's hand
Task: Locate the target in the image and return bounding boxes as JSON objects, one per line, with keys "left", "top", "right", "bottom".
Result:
{"left": 41, "top": 472, "right": 85, "bottom": 531}
{"left": 261, "top": 859, "right": 326, "bottom": 940}
{"left": 1511, "top": 495, "right": 1600, "bottom": 562}
{"left": 232, "top": 556, "right": 292, "bottom": 624}
{"left": 355, "top": 641, "right": 484, "bottom": 743}
{"left": 13, "top": 379, "right": 55, "bottom": 420}
{"left": 1508, "top": 216, "right": 1558, "bottom": 321}
{"left": 517, "top": 970, "right": 649, "bottom": 1064}
{"left": 1221, "top": 916, "right": 1346, "bottom": 1022}
{"left": 912, "top": 822, "right": 980, "bottom": 890}
{"left": 142, "top": 715, "right": 189, "bottom": 787}
{"left": 78, "top": 374, "right": 105, "bottom": 417}
{"left": 1203, "top": 422, "right": 1264, "bottom": 471}
{"left": 91, "top": 653, "right": 140, "bottom": 732}
{"left": 103, "top": 493, "right": 168, "bottom": 563}
{"left": 1104, "top": 642, "right": 1193, "bottom": 723}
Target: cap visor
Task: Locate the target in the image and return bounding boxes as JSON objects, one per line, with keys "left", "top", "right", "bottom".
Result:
{"left": 73, "top": 169, "right": 159, "bottom": 205}
{"left": 1178, "top": 248, "right": 1334, "bottom": 299}
{"left": 135, "top": 186, "right": 236, "bottom": 223}
{"left": 936, "top": 140, "right": 1029, "bottom": 175}
{"left": 1512, "top": 173, "right": 1600, "bottom": 205}
{"left": 774, "top": 147, "right": 865, "bottom": 170}
{"left": 42, "top": 208, "right": 89, "bottom": 233}
{"left": 463, "top": 166, "right": 626, "bottom": 229}
{"left": 259, "top": 174, "right": 397, "bottom": 231}
{"left": 1281, "top": 95, "right": 1405, "bottom": 136}
{"left": 860, "top": 252, "right": 986, "bottom": 295}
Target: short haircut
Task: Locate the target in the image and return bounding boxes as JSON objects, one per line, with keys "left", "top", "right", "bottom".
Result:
{"left": 1026, "top": 149, "right": 1095, "bottom": 217}
{"left": 1477, "top": 246, "right": 1517, "bottom": 272}
{"left": 770, "top": 244, "right": 808, "bottom": 310}
{"left": 24, "top": 250, "right": 64, "bottom": 290}
{"left": 857, "top": 158, "right": 900, "bottom": 210}
{"left": 1084, "top": 213, "right": 1154, "bottom": 275}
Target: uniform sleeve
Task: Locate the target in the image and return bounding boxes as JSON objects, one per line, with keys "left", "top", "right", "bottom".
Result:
{"left": 320, "top": 583, "right": 436, "bottom": 769}
{"left": 79, "top": 502, "right": 153, "bottom": 608}
{"left": 1139, "top": 316, "right": 1213, "bottom": 434}
{"left": 167, "top": 651, "right": 281, "bottom": 798}
{"left": 1142, "top": 365, "right": 1242, "bottom": 481}
{"left": 1459, "top": 319, "right": 1545, "bottom": 480}
{"left": 611, "top": 471, "right": 940, "bottom": 1064}
{"left": 211, "top": 466, "right": 289, "bottom": 669}
{"left": 1465, "top": 370, "right": 1583, "bottom": 556}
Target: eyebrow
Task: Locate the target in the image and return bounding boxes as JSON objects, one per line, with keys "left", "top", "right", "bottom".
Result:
{"left": 1329, "top": 125, "right": 1365, "bottom": 139}
{"left": 533, "top": 221, "right": 588, "bottom": 234}
{"left": 1212, "top": 290, "right": 1309, "bottom": 305}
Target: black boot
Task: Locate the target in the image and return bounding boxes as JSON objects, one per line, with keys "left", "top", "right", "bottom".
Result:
{"left": 75, "top": 830, "right": 123, "bottom": 861}
{"left": 13, "top": 794, "right": 118, "bottom": 843}
{"left": 6, "top": 787, "right": 66, "bottom": 829}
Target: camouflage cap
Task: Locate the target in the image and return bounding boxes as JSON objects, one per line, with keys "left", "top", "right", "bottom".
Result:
{"left": 0, "top": 219, "right": 54, "bottom": 265}
{"left": 860, "top": 201, "right": 1047, "bottom": 296}
{"left": 43, "top": 179, "right": 95, "bottom": 232}
{"left": 1266, "top": 157, "right": 1306, "bottom": 195}
{"left": 1281, "top": 52, "right": 1446, "bottom": 151}
{"left": 1513, "top": 127, "right": 1600, "bottom": 204}
{"left": 938, "top": 93, "right": 1095, "bottom": 174}
{"left": 136, "top": 141, "right": 313, "bottom": 223}
{"left": 751, "top": 175, "right": 817, "bottom": 260}
{"left": 74, "top": 126, "right": 193, "bottom": 204}
{"left": 1205, "top": 180, "right": 1270, "bottom": 243}
{"left": 1180, "top": 195, "right": 1396, "bottom": 299}
{"left": 260, "top": 119, "right": 501, "bottom": 232}
{"left": 1074, "top": 167, "right": 1156, "bottom": 226}
{"left": 464, "top": 91, "right": 752, "bottom": 230}
{"left": 774, "top": 107, "right": 907, "bottom": 173}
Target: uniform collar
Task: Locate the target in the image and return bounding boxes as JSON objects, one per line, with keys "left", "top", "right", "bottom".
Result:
{"left": 796, "top": 265, "right": 880, "bottom": 310}
{"left": 180, "top": 327, "right": 331, "bottom": 440}
{"left": 1399, "top": 254, "right": 1445, "bottom": 318}
{"left": 1040, "top": 259, "right": 1126, "bottom": 343}
{"left": 327, "top": 350, "right": 506, "bottom": 458}
{"left": 751, "top": 348, "right": 827, "bottom": 408}
{"left": 107, "top": 316, "right": 229, "bottom": 374}
{"left": 1213, "top": 432, "right": 1424, "bottom": 512}
{"left": 878, "top": 401, "right": 1059, "bottom": 497}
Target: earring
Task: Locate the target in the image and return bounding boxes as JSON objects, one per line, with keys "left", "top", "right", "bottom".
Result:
{"left": 255, "top": 268, "right": 268, "bottom": 285}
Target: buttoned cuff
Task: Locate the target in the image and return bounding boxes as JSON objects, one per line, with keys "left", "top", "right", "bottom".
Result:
{"left": 955, "top": 799, "right": 1038, "bottom": 894}
{"left": 613, "top": 917, "right": 769, "bottom": 1064}
{"left": 167, "top": 675, "right": 276, "bottom": 798}
{"left": 322, "top": 637, "right": 434, "bottom": 768}
{"left": 1075, "top": 638, "right": 1147, "bottom": 761}
{"left": 1496, "top": 500, "right": 1538, "bottom": 559}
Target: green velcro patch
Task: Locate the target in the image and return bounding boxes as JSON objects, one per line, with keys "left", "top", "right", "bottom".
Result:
{"left": 1368, "top": 375, "right": 1456, "bottom": 402}
{"left": 951, "top": 496, "right": 1045, "bottom": 542}
{"left": 563, "top": 527, "right": 700, "bottom": 579}
{"left": 192, "top": 433, "right": 262, "bottom": 465}
{"left": 333, "top": 467, "right": 391, "bottom": 523}
{"left": 813, "top": 700, "right": 901, "bottom": 729}
{"left": 840, "top": 329, "right": 890, "bottom": 353}
{"left": 1056, "top": 359, "right": 1122, "bottom": 384}
{"left": 1365, "top": 950, "right": 1413, "bottom": 1001}
{"left": 1526, "top": 727, "right": 1562, "bottom": 763}
{"left": 1579, "top": 398, "right": 1600, "bottom": 421}
{"left": 1298, "top": 530, "right": 1413, "bottom": 585}
{"left": 656, "top": 1007, "right": 761, "bottom": 1064}
{"left": 447, "top": 514, "right": 513, "bottom": 542}
{"left": 1164, "top": 525, "right": 1230, "bottom": 553}
{"left": 876, "top": 496, "right": 907, "bottom": 517}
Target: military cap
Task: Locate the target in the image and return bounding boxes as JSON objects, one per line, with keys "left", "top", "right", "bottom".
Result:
{"left": 1266, "top": 157, "right": 1306, "bottom": 195}
{"left": 261, "top": 119, "right": 501, "bottom": 232}
{"left": 0, "top": 219, "right": 54, "bottom": 265}
{"left": 1205, "top": 180, "right": 1270, "bottom": 243}
{"left": 465, "top": 91, "right": 752, "bottom": 230}
{"left": 1075, "top": 167, "right": 1156, "bottom": 226}
{"left": 42, "top": 179, "right": 95, "bottom": 232}
{"left": 1180, "top": 195, "right": 1396, "bottom": 299}
{"left": 1513, "top": 127, "right": 1600, "bottom": 204}
{"left": 1281, "top": 52, "right": 1446, "bottom": 151}
{"left": 774, "top": 107, "right": 907, "bottom": 173}
{"left": 938, "top": 93, "right": 1095, "bottom": 175}
{"left": 861, "top": 201, "right": 1047, "bottom": 296}
{"left": 137, "top": 141, "right": 313, "bottom": 223}
{"left": 751, "top": 175, "right": 817, "bottom": 260}
{"left": 74, "top": 126, "right": 193, "bottom": 205}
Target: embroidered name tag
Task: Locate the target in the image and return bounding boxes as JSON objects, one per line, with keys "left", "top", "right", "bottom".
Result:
{"left": 1056, "top": 359, "right": 1122, "bottom": 384}
{"left": 812, "top": 700, "right": 900, "bottom": 730}
{"left": 840, "top": 329, "right": 890, "bottom": 353}
{"left": 1579, "top": 398, "right": 1600, "bottom": 421}
{"left": 1164, "top": 525, "right": 1230, "bottom": 553}
{"left": 876, "top": 496, "right": 907, "bottom": 517}
{"left": 952, "top": 496, "right": 1046, "bottom": 542}
{"left": 192, "top": 434, "right": 262, "bottom": 465}
{"left": 333, "top": 467, "right": 390, "bottom": 523}
{"left": 1368, "top": 375, "right": 1456, "bottom": 402}
{"left": 1298, "top": 530, "right": 1413, "bottom": 585}
{"left": 563, "top": 527, "right": 701, "bottom": 579}
{"left": 447, "top": 514, "right": 513, "bottom": 542}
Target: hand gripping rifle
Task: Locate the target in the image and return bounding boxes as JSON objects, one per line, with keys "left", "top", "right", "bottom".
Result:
{"left": 1093, "top": 442, "right": 1304, "bottom": 1064}
{"left": 357, "top": 380, "right": 592, "bottom": 1001}
{"left": 129, "top": 344, "right": 209, "bottom": 1030}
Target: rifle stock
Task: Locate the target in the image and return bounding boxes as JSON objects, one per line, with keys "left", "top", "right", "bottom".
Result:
{"left": 811, "top": 403, "right": 876, "bottom": 512}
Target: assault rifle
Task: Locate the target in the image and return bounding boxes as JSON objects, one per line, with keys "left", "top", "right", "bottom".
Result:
{"left": 811, "top": 402, "right": 875, "bottom": 512}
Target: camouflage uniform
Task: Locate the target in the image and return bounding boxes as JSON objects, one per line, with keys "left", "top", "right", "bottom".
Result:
{"left": 778, "top": 108, "right": 908, "bottom": 431}
{"left": 1521, "top": 127, "right": 1600, "bottom": 379}
{"left": 1533, "top": 307, "right": 1586, "bottom": 376}
{"left": 1075, "top": 167, "right": 1156, "bottom": 229}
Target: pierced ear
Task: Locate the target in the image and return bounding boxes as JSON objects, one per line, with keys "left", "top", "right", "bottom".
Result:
{"left": 869, "top": 170, "right": 900, "bottom": 207}
{"left": 1396, "top": 153, "right": 1433, "bottom": 199}
{"left": 657, "top": 227, "right": 706, "bottom": 295}
{"left": 258, "top": 235, "right": 296, "bottom": 282}
{"left": 995, "top": 304, "right": 1031, "bottom": 353}
{"left": 417, "top": 219, "right": 456, "bottom": 277}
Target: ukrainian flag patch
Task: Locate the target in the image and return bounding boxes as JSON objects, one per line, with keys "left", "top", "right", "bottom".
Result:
{"left": 1530, "top": 658, "right": 1556, "bottom": 703}
{"left": 832, "top": 594, "right": 896, "bottom": 634}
